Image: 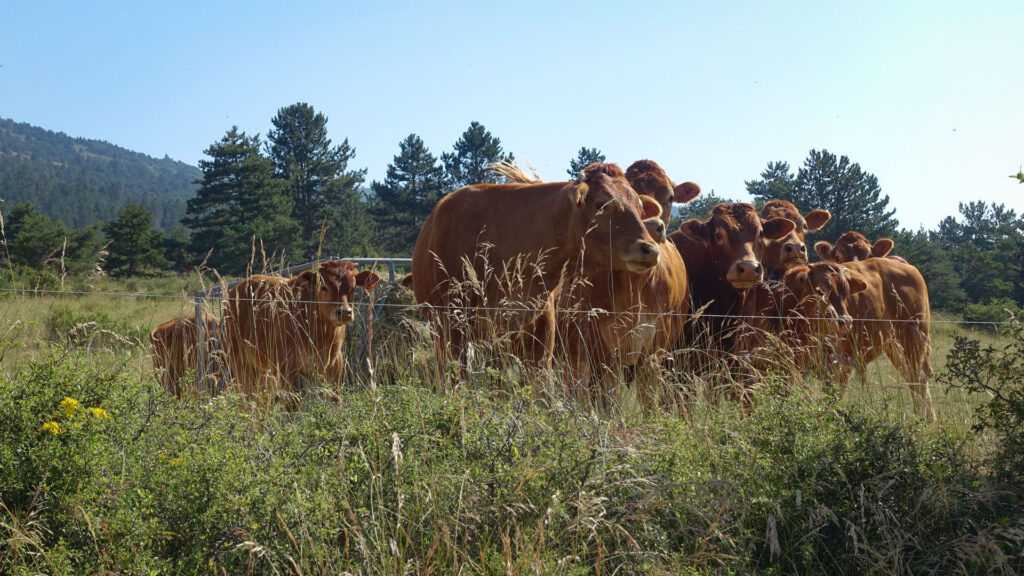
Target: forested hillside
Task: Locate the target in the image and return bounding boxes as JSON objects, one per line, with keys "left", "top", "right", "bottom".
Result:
{"left": 0, "top": 118, "right": 199, "bottom": 229}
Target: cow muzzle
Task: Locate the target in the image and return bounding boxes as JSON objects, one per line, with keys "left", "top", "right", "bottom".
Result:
{"left": 624, "top": 241, "right": 660, "bottom": 272}
{"left": 333, "top": 306, "right": 355, "bottom": 324}
{"left": 781, "top": 242, "right": 808, "bottom": 268}
{"left": 726, "top": 259, "right": 763, "bottom": 289}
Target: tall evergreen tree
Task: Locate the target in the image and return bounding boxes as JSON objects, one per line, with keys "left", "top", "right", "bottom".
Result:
{"left": 184, "top": 127, "right": 299, "bottom": 274}
{"left": 746, "top": 150, "right": 898, "bottom": 242}
{"left": 936, "top": 202, "right": 1024, "bottom": 305}
{"left": 3, "top": 202, "right": 69, "bottom": 268}
{"left": 891, "top": 228, "right": 966, "bottom": 311}
{"left": 567, "top": 147, "right": 606, "bottom": 179}
{"left": 266, "top": 103, "right": 368, "bottom": 259}
{"left": 745, "top": 161, "right": 796, "bottom": 209}
{"left": 441, "top": 121, "right": 511, "bottom": 190}
{"left": 369, "top": 134, "right": 445, "bottom": 255}
{"left": 103, "top": 202, "right": 168, "bottom": 277}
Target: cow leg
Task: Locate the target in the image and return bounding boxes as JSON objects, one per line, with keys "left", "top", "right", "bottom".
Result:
{"left": 887, "top": 328, "right": 936, "bottom": 422}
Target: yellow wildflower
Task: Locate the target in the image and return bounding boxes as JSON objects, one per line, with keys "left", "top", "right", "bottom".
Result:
{"left": 60, "top": 397, "right": 80, "bottom": 418}
{"left": 87, "top": 407, "right": 110, "bottom": 420}
{"left": 170, "top": 457, "right": 184, "bottom": 467}
{"left": 40, "top": 421, "right": 63, "bottom": 435}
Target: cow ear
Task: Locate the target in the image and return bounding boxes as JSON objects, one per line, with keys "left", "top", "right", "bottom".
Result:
{"left": 400, "top": 273, "right": 414, "bottom": 289}
{"left": 762, "top": 217, "right": 796, "bottom": 240}
{"left": 673, "top": 181, "right": 701, "bottom": 204}
{"left": 640, "top": 195, "right": 662, "bottom": 220}
{"left": 804, "top": 209, "right": 831, "bottom": 232}
{"left": 871, "top": 238, "right": 894, "bottom": 258}
{"left": 566, "top": 181, "right": 588, "bottom": 207}
{"left": 644, "top": 218, "right": 667, "bottom": 243}
{"left": 814, "top": 241, "right": 833, "bottom": 261}
{"left": 355, "top": 270, "right": 380, "bottom": 291}
{"left": 846, "top": 275, "right": 868, "bottom": 295}
{"left": 678, "top": 218, "right": 709, "bottom": 241}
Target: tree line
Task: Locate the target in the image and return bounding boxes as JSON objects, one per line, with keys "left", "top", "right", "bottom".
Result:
{"left": 2, "top": 102, "right": 1022, "bottom": 315}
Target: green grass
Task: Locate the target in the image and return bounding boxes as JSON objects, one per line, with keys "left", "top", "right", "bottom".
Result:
{"left": 1, "top": 280, "right": 1022, "bottom": 574}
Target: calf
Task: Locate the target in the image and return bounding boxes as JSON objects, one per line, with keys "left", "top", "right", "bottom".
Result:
{"left": 838, "top": 258, "right": 935, "bottom": 421}
{"left": 814, "top": 231, "right": 896, "bottom": 263}
{"left": 151, "top": 312, "right": 222, "bottom": 398}
{"left": 223, "top": 260, "right": 379, "bottom": 404}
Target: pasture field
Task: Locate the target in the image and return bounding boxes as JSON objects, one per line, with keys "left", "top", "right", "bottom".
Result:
{"left": 1, "top": 275, "right": 1022, "bottom": 574}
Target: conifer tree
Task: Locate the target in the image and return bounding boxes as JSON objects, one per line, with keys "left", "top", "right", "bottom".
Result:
{"left": 267, "top": 103, "right": 368, "bottom": 259}
{"left": 369, "top": 134, "right": 445, "bottom": 255}
{"left": 441, "top": 121, "right": 511, "bottom": 190}
{"left": 184, "top": 127, "right": 299, "bottom": 274}
{"left": 103, "top": 202, "right": 168, "bottom": 277}
{"left": 567, "top": 147, "right": 606, "bottom": 179}
{"left": 746, "top": 150, "right": 898, "bottom": 242}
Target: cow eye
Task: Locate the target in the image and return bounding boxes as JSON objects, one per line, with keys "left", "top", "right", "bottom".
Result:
{"left": 320, "top": 285, "right": 328, "bottom": 293}
{"left": 815, "top": 287, "right": 826, "bottom": 296}
{"left": 714, "top": 229, "right": 726, "bottom": 243}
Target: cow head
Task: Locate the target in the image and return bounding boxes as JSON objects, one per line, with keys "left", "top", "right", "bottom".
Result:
{"left": 305, "top": 260, "right": 381, "bottom": 325}
{"left": 677, "top": 203, "right": 795, "bottom": 290}
{"left": 571, "top": 162, "right": 661, "bottom": 272}
{"left": 760, "top": 200, "right": 831, "bottom": 274}
{"left": 814, "top": 231, "right": 894, "bottom": 263}
{"left": 783, "top": 262, "right": 867, "bottom": 332}
{"left": 625, "top": 159, "right": 701, "bottom": 229}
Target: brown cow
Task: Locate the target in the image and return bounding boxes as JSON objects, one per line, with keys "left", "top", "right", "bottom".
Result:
{"left": 837, "top": 258, "right": 935, "bottom": 421}
{"left": 625, "top": 159, "right": 700, "bottom": 229}
{"left": 411, "top": 163, "right": 661, "bottom": 371}
{"left": 151, "top": 312, "right": 222, "bottom": 397}
{"left": 759, "top": 200, "right": 831, "bottom": 279}
{"left": 737, "top": 262, "right": 867, "bottom": 382}
{"left": 814, "top": 231, "right": 895, "bottom": 263}
{"left": 668, "top": 203, "right": 795, "bottom": 353}
{"left": 223, "top": 260, "right": 379, "bottom": 404}
{"left": 549, "top": 160, "right": 696, "bottom": 409}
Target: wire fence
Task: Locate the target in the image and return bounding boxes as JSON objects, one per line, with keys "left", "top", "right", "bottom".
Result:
{"left": 0, "top": 286, "right": 1017, "bottom": 327}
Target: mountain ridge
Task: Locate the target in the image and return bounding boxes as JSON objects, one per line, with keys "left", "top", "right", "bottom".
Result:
{"left": 0, "top": 117, "right": 200, "bottom": 230}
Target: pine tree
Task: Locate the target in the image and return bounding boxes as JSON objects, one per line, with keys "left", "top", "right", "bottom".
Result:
{"left": 567, "top": 147, "right": 606, "bottom": 179}
{"left": 184, "top": 127, "right": 299, "bottom": 274}
{"left": 746, "top": 150, "right": 898, "bottom": 242}
{"left": 103, "top": 202, "right": 168, "bottom": 277}
{"left": 267, "top": 103, "right": 368, "bottom": 260}
{"left": 441, "top": 121, "right": 511, "bottom": 190}
{"left": 3, "top": 202, "right": 69, "bottom": 268}
{"left": 369, "top": 134, "right": 445, "bottom": 255}
{"left": 745, "top": 161, "right": 796, "bottom": 209}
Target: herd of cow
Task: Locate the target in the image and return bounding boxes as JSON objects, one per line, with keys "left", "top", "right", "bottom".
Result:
{"left": 151, "top": 159, "right": 934, "bottom": 420}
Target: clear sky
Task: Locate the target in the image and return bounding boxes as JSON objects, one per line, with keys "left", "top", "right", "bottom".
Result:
{"left": 2, "top": 1, "right": 1022, "bottom": 230}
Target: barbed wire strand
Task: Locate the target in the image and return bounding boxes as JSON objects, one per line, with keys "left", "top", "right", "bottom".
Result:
{"left": 0, "top": 286, "right": 1017, "bottom": 327}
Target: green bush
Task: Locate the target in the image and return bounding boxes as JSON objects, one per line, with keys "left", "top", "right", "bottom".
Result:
{"left": 963, "top": 297, "right": 1021, "bottom": 331}
{"left": 2, "top": 352, "right": 1023, "bottom": 574}
{"left": 941, "top": 318, "right": 1024, "bottom": 486}
{"left": 44, "top": 303, "right": 148, "bottom": 349}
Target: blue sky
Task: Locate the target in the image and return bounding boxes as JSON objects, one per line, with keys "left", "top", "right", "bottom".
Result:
{"left": 2, "top": 1, "right": 1022, "bottom": 230}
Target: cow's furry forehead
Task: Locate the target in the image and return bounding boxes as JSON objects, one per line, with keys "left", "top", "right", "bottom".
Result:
{"left": 761, "top": 200, "right": 806, "bottom": 230}
{"left": 710, "top": 203, "right": 760, "bottom": 231}
{"left": 837, "top": 231, "right": 869, "bottom": 245}
{"left": 581, "top": 162, "right": 625, "bottom": 182}
{"left": 625, "top": 159, "right": 674, "bottom": 197}
{"left": 317, "top": 260, "right": 359, "bottom": 285}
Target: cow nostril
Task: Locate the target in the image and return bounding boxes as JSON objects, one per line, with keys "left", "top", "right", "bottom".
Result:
{"left": 798, "top": 244, "right": 806, "bottom": 253}
{"left": 753, "top": 262, "right": 762, "bottom": 276}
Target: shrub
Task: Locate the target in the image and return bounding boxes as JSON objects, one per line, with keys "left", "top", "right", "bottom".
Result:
{"left": 963, "top": 297, "right": 1021, "bottom": 331}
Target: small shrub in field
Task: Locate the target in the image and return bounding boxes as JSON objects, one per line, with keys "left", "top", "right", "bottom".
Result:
{"left": 941, "top": 318, "right": 1024, "bottom": 485}
{"left": 44, "top": 303, "right": 147, "bottom": 349}
{"left": 963, "top": 297, "right": 1021, "bottom": 331}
